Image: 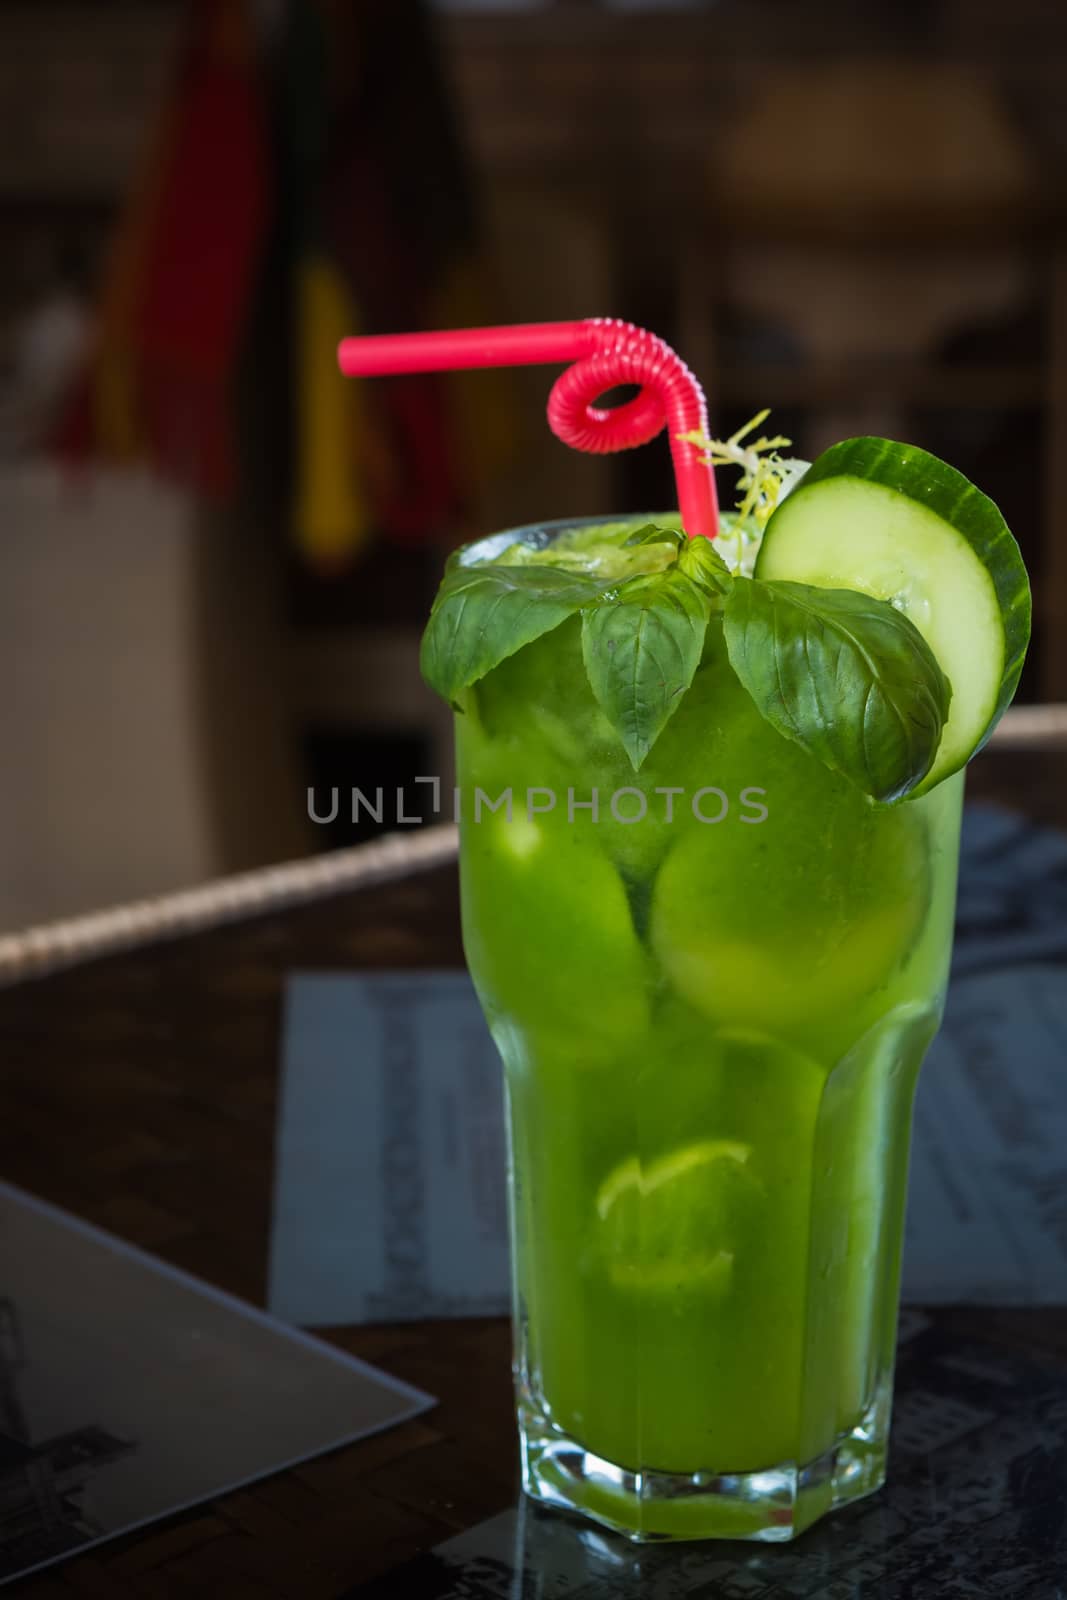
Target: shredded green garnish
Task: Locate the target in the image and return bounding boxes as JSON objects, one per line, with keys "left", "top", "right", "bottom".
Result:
{"left": 678, "top": 411, "right": 809, "bottom": 572}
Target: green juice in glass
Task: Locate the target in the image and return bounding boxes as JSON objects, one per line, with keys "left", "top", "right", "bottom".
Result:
{"left": 423, "top": 447, "right": 1028, "bottom": 1541}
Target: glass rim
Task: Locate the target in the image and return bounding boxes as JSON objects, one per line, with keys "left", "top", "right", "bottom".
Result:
{"left": 454, "top": 513, "right": 677, "bottom": 568}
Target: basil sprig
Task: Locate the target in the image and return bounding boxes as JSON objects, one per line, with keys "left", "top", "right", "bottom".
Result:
{"left": 723, "top": 579, "right": 952, "bottom": 802}
{"left": 581, "top": 566, "right": 710, "bottom": 769}
{"left": 421, "top": 526, "right": 953, "bottom": 799}
{"left": 578, "top": 536, "right": 735, "bottom": 768}
{"left": 419, "top": 560, "right": 618, "bottom": 706}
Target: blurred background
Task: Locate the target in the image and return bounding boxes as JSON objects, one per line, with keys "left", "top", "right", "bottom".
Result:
{"left": 0, "top": 0, "right": 1064, "bottom": 930}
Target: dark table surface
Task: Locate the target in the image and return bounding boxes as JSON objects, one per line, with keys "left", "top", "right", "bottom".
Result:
{"left": 2, "top": 746, "right": 1067, "bottom": 1598}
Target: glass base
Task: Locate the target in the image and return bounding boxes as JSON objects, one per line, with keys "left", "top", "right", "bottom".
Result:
{"left": 518, "top": 1380, "right": 891, "bottom": 1543}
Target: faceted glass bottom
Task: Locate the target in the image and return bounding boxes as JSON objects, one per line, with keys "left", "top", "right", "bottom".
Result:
{"left": 518, "top": 1377, "right": 891, "bottom": 1543}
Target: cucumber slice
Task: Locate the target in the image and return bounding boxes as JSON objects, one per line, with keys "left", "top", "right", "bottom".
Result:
{"left": 754, "top": 438, "right": 1030, "bottom": 791}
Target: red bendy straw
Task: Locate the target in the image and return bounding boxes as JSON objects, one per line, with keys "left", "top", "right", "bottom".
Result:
{"left": 337, "top": 319, "right": 720, "bottom": 539}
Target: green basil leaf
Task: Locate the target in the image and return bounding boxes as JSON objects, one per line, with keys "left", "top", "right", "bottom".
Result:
{"left": 722, "top": 578, "right": 952, "bottom": 802}
{"left": 581, "top": 568, "right": 710, "bottom": 771}
{"left": 420, "top": 562, "right": 614, "bottom": 702}
{"left": 623, "top": 522, "right": 685, "bottom": 550}
{"left": 679, "top": 535, "right": 733, "bottom": 598}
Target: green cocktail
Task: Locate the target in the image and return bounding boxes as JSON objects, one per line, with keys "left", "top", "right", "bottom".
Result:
{"left": 421, "top": 441, "right": 1028, "bottom": 1541}
{"left": 447, "top": 515, "right": 960, "bottom": 1539}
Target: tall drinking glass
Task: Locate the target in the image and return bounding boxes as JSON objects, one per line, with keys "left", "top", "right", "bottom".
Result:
{"left": 453, "top": 517, "right": 963, "bottom": 1542}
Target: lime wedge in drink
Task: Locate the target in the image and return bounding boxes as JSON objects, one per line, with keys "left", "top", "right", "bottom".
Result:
{"left": 460, "top": 803, "right": 649, "bottom": 1062}
{"left": 755, "top": 437, "right": 1031, "bottom": 791}
{"left": 595, "top": 1139, "right": 762, "bottom": 1295}
{"left": 650, "top": 796, "right": 929, "bottom": 1044}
